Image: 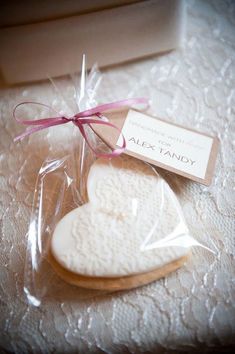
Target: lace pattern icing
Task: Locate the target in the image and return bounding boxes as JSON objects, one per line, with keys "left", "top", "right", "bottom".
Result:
{"left": 1, "top": 0, "right": 235, "bottom": 352}
{"left": 51, "top": 156, "right": 188, "bottom": 277}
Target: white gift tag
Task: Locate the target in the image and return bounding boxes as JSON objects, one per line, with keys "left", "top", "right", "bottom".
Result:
{"left": 116, "top": 110, "right": 219, "bottom": 185}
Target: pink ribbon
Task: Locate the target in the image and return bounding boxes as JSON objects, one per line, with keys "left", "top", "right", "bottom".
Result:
{"left": 13, "top": 98, "right": 149, "bottom": 158}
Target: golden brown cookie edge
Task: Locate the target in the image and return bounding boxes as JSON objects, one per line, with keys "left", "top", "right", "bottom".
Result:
{"left": 48, "top": 249, "right": 190, "bottom": 291}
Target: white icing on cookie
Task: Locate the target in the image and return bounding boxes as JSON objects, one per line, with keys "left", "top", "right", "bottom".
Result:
{"left": 51, "top": 155, "right": 190, "bottom": 277}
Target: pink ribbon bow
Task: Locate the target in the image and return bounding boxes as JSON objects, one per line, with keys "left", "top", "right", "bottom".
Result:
{"left": 14, "top": 97, "right": 149, "bottom": 158}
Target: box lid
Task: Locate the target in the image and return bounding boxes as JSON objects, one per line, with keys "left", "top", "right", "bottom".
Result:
{"left": 0, "top": 0, "right": 139, "bottom": 27}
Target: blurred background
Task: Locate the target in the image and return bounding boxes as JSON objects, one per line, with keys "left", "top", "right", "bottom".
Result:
{"left": 0, "top": 0, "right": 185, "bottom": 84}
{"left": 0, "top": 1, "right": 235, "bottom": 353}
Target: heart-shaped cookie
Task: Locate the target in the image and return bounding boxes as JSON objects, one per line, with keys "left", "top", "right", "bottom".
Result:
{"left": 50, "top": 155, "right": 190, "bottom": 290}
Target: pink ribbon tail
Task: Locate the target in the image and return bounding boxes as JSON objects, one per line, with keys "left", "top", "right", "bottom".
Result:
{"left": 13, "top": 98, "right": 149, "bottom": 157}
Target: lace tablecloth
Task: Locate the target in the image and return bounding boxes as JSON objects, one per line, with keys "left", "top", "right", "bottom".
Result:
{"left": 1, "top": 0, "right": 235, "bottom": 352}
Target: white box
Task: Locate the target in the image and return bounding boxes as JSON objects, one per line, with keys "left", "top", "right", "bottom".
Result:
{"left": 0, "top": 1, "right": 138, "bottom": 26}
{"left": 0, "top": 0, "right": 185, "bottom": 84}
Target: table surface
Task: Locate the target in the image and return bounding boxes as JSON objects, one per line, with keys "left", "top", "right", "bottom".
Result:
{"left": 1, "top": 0, "right": 235, "bottom": 352}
